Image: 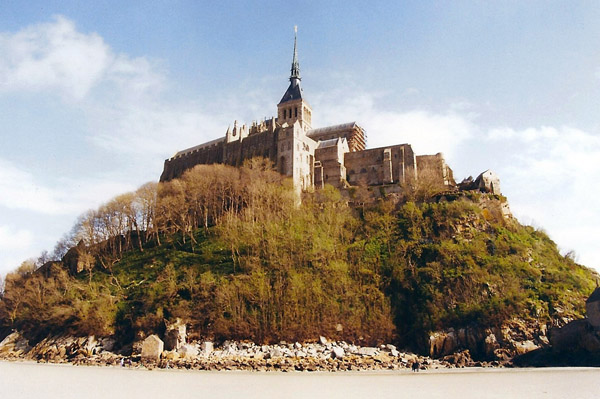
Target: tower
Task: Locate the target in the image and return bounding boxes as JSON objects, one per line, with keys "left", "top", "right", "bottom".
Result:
{"left": 277, "top": 26, "right": 312, "bottom": 131}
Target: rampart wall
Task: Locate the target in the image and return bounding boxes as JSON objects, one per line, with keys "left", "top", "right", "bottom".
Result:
{"left": 344, "top": 144, "right": 415, "bottom": 186}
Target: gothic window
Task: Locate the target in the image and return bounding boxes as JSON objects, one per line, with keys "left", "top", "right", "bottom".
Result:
{"left": 360, "top": 168, "right": 367, "bottom": 174}
{"left": 295, "top": 107, "right": 298, "bottom": 117}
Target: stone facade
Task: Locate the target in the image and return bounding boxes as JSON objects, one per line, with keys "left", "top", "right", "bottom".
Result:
{"left": 475, "top": 170, "right": 501, "bottom": 195}
{"left": 160, "top": 30, "right": 454, "bottom": 193}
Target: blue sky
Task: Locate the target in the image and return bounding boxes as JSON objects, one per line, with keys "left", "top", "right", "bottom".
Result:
{"left": 1, "top": 1, "right": 599, "bottom": 276}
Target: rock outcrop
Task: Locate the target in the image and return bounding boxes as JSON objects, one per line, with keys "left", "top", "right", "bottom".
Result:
{"left": 164, "top": 318, "right": 186, "bottom": 351}
{"left": 141, "top": 335, "right": 164, "bottom": 362}
{"left": 0, "top": 333, "right": 511, "bottom": 371}
{"left": 428, "top": 319, "right": 548, "bottom": 360}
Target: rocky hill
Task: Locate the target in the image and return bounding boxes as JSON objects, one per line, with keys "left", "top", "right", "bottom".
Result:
{"left": 0, "top": 162, "right": 596, "bottom": 362}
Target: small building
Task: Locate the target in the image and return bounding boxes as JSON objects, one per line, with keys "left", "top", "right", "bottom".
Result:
{"left": 474, "top": 170, "right": 501, "bottom": 195}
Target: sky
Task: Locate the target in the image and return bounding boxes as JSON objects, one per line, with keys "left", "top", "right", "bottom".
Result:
{"left": 0, "top": 1, "right": 599, "bottom": 276}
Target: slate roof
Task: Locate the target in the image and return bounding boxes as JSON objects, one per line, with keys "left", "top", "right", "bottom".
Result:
{"left": 308, "top": 122, "right": 359, "bottom": 137}
{"left": 279, "top": 81, "right": 303, "bottom": 104}
{"left": 316, "top": 138, "right": 341, "bottom": 149}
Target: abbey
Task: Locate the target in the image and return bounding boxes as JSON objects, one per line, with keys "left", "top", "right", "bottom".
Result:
{"left": 160, "top": 30, "right": 455, "bottom": 192}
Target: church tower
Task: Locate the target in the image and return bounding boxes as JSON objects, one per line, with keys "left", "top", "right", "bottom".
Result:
{"left": 277, "top": 26, "right": 312, "bottom": 131}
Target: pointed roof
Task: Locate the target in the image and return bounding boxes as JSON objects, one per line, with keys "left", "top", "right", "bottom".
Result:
{"left": 279, "top": 26, "right": 304, "bottom": 105}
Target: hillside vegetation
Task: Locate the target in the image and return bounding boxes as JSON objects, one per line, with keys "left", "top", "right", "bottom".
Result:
{"left": 0, "top": 161, "right": 596, "bottom": 354}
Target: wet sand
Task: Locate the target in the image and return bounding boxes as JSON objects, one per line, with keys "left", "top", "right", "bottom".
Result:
{"left": 1, "top": 361, "right": 598, "bottom": 399}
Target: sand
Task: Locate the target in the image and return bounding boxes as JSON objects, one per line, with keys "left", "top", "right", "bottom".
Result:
{"left": 1, "top": 361, "right": 598, "bottom": 399}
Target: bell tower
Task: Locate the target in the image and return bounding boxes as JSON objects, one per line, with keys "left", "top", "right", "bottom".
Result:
{"left": 277, "top": 26, "right": 312, "bottom": 131}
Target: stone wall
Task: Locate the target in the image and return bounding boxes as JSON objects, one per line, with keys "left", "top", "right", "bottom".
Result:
{"left": 160, "top": 141, "right": 225, "bottom": 182}
{"left": 416, "top": 153, "right": 455, "bottom": 187}
{"left": 344, "top": 144, "right": 416, "bottom": 186}
{"left": 160, "top": 128, "right": 280, "bottom": 183}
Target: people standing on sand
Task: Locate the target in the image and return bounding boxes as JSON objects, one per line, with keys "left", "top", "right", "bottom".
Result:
{"left": 412, "top": 361, "right": 420, "bottom": 372}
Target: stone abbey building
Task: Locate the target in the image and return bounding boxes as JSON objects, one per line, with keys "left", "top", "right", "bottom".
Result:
{"left": 160, "top": 30, "right": 454, "bottom": 192}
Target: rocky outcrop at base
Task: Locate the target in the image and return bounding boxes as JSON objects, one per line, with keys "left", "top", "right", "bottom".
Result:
{"left": 0, "top": 332, "right": 510, "bottom": 371}
{"left": 428, "top": 319, "right": 549, "bottom": 360}
{"left": 513, "top": 289, "right": 600, "bottom": 367}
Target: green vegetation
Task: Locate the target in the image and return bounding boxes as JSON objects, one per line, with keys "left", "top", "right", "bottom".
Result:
{"left": 0, "top": 161, "right": 596, "bottom": 352}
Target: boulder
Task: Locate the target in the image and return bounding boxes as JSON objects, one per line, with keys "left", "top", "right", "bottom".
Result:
{"left": 550, "top": 319, "right": 588, "bottom": 352}
{"left": 586, "top": 287, "right": 600, "bottom": 330}
{"left": 178, "top": 343, "right": 198, "bottom": 358}
{"left": 331, "top": 347, "right": 345, "bottom": 359}
{"left": 319, "top": 336, "right": 328, "bottom": 345}
{"left": 201, "top": 341, "right": 214, "bottom": 355}
{"left": 357, "top": 347, "right": 378, "bottom": 357}
{"left": 268, "top": 347, "right": 283, "bottom": 359}
{"left": 0, "top": 332, "right": 31, "bottom": 356}
{"left": 141, "top": 335, "right": 164, "bottom": 362}
{"left": 484, "top": 333, "right": 500, "bottom": 358}
{"left": 513, "top": 340, "right": 539, "bottom": 355}
{"left": 441, "top": 350, "right": 472, "bottom": 367}
{"left": 429, "top": 331, "right": 459, "bottom": 357}
{"left": 164, "top": 318, "right": 186, "bottom": 351}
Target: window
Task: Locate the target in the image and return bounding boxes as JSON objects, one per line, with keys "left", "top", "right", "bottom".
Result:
{"left": 295, "top": 107, "right": 298, "bottom": 117}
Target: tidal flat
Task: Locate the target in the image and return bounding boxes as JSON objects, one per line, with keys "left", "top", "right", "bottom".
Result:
{"left": 1, "top": 361, "right": 598, "bottom": 399}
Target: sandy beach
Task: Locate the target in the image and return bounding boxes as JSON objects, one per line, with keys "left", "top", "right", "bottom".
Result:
{"left": 1, "top": 361, "right": 598, "bottom": 399}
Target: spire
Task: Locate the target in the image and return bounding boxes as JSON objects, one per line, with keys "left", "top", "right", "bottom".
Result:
{"left": 290, "top": 25, "right": 301, "bottom": 82}
{"left": 278, "top": 26, "right": 305, "bottom": 105}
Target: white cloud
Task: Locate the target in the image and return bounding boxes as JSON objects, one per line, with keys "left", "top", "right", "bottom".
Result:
{"left": 0, "top": 225, "right": 36, "bottom": 276}
{"left": 0, "top": 225, "right": 33, "bottom": 251}
{"left": 484, "top": 125, "right": 600, "bottom": 270}
{"left": 0, "top": 158, "right": 135, "bottom": 215}
{"left": 0, "top": 15, "right": 162, "bottom": 101}
{"left": 314, "top": 91, "right": 475, "bottom": 160}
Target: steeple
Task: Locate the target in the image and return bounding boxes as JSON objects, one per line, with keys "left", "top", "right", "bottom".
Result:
{"left": 290, "top": 25, "right": 301, "bottom": 83}
{"left": 278, "top": 26, "right": 312, "bottom": 130}
{"left": 279, "top": 26, "right": 304, "bottom": 105}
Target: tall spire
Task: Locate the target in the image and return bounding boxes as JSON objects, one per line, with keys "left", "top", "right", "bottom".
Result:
{"left": 290, "top": 25, "right": 301, "bottom": 83}
{"left": 278, "top": 26, "right": 305, "bottom": 105}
